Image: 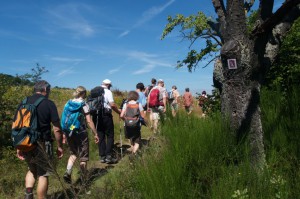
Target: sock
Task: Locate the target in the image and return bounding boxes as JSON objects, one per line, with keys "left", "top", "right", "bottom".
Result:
{"left": 26, "top": 187, "right": 33, "bottom": 194}
{"left": 66, "top": 169, "right": 72, "bottom": 175}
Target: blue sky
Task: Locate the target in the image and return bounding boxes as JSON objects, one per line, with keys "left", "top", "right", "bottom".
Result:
{"left": 0, "top": 0, "right": 284, "bottom": 95}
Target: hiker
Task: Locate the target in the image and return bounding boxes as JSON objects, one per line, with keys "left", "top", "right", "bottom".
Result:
{"left": 144, "top": 78, "right": 156, "bottom": 97}
{"left": 144, "top": 78, "right": 156, "bottom": 128}
{"left": 14, "top": 80, "right": 64, "bottom": 199}
{"left": 198, "top": 90, "right": 208, "bottom": 117}
{"left": 168, "top": 85, "right": 180, "bottom": 117}
{"left": 183, "top": 87, "right": 194, "bottom": 115}
{"left": 95, "top": 79, "right": 121, "bottom": 164}
{"left": 136, "top": 82, "right": 147, "bottom": 114}
{"left": 120, "top": 91, "right": 147, "bottom": 155}
{"left": 147, "top": 79, "right": 167, "bottom": 134}
{"left": 62, "top": 86, "right": 99, "bottom": 184}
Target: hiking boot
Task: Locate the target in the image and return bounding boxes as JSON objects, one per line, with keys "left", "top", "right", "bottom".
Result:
{"left": 100, "top": 156, "right": 106, "bottom": 163}
{"left": 24, "top": 193, "right": 33, "bottom": 199}
{"left": 63, "top": 172, "right": 71, "bottom": 184}
{"left": 105, "top": 155, "right": 118, "bottom": 164}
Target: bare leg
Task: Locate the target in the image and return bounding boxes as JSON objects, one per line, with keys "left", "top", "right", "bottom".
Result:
{"left": 36, "top": 176, "right": 48, "bottom": 199}
{"left": 25, "top": 170, "right": 36, "bottom": 189}
{"left": 132, "top": 143, "right": 140, "bottom": 154}
{"left": 67, "top": 155, "right": 77, "bottom": 171}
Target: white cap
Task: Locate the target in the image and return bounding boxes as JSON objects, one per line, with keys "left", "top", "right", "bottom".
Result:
{"left": 102, "top": 79, "right": 112, "bottom": 85}
{"left": 158, "top": 79, "right": 164, "bottom": 82}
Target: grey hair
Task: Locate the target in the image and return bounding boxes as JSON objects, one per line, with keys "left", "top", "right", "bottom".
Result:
{"left": 34, "top": 80, "right": 51, "bottom": 93}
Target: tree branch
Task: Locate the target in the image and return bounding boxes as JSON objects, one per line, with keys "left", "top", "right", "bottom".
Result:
{"left": 264, "top": 3, "right": 300, "bottom": 66}
{"left": 258, "top": 0, "right": 274, "bottom": 20}
{"left": 245, "top": 0, "right": 256, "bottom": 13}
{"left": 252, "top": 0, "right": 300, "bottom": 37}
{"left": 212, "top": 0, "right": 226, "bottom": 21}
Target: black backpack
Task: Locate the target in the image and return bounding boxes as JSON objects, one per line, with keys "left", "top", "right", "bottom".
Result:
{"left": 87, "top": 86, "right": 105, "bottom": 117}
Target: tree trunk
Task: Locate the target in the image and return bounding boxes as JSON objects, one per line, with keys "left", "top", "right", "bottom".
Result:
{"left": 216, "top": 0, "right": 266, "bottom": 170}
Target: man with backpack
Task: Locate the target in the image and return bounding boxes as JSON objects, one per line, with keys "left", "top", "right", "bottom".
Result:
{"left": 144, "top": 78, "right": 156, "bottom": 97}
{"left": 147, "top": 79, "right": 167, "bottom": 134}
{"left": 169, "top": 85, "right": 180, "bottom": 117}
{"left": 13, "top": 80, "right": 64, "bottom": 199}
{"left": 94, "top": 79, "right": 121, "bottom": 164}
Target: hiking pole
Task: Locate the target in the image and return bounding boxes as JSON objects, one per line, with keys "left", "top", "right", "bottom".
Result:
{"left": 119, "top": 117, "right": 123, "bottom": 158}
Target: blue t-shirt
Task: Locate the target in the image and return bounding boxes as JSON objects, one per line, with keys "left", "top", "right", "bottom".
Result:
{"left": 138, "top": 92, "right": 147, "bottom": 108}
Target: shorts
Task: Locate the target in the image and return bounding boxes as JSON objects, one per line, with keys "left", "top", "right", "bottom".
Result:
{"left": 171, "top": 103, "right": 178, "bottom": 111}
{"left": 24, "top": 142, "right": 53, "bottom": 177}
{"left": 185, "top": 106, "right": 193, "bottom": 112}
{"left": 150, "top": 106, "right": 164, "bottom": 120}
{"left": 124, "top": 126, "right": 141, "bottom": 145}
{"left": 66, "top": 131, "right": 89, "bottom": 162}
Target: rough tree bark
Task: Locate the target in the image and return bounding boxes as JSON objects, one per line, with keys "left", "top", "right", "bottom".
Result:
{"left": 212, "top": 0, "right": 300, "bottom": 171}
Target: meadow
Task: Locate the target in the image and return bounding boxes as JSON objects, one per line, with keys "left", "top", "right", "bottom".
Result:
{"left": 0, "top": 86, "right": 299, "bottom": 199}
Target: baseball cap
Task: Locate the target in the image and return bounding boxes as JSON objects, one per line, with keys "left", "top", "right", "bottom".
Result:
{"left": 158, "top": 79, "right": 164, "bottom": 83}
{"left": 102, "top": 79, "right": 112, "bottom": 85}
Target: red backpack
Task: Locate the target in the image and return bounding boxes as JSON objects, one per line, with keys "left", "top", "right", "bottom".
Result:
{"left": 148, "top": 88, "right": 161, "bottom": 108}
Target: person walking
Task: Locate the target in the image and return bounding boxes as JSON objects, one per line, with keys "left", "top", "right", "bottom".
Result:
{"left": 62, "top": 86, "right": 99, "bottom": 184}
{"left": 15, "top": 80, "right": 64, "bottom": 199}
{"left": 183, "top": 87, "right": 194, "bottom": 115}
{"left": 144, "top": 78, "right": 156, "bottom": 97}
{"left": 147, "top": 79, "right": 167, "bottom": 134}
{"left": 136, "top": 82, "right": 147, "bottom": 114}
{"left": 169, "top": 85, "right": 180, "bottom": 117}
{"left": 94, "top": 79, "right": 121, "bottom": 164}
{"left": 120, "top": 91, "right": 147, "bottom": 156}
{"left": 198, "top": 90, "right": 208, "bottom": 117}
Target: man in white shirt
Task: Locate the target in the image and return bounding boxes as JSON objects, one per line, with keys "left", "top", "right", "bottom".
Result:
{"left": 96, "top": 79, "right": 121, "bottom": 164}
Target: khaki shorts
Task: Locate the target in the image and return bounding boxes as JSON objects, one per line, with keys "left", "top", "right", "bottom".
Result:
{"left": 171, "top": 103, "right": 178, "bottom": 111}
{"left": 150, "top": 106, "right": 164, "bottom": 120}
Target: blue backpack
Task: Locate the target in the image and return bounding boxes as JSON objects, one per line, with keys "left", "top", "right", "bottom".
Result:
{"left": 61, "top": 100, "right": 85, "bottom": 137}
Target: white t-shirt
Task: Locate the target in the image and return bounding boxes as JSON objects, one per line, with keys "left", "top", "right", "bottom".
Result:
{"left": 102, "top": 85, "right": 114, "bottom": 110}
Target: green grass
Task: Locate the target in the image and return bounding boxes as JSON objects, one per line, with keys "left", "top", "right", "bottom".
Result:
{"left": 1, "top": 87, "right": 299, "bottom": 199}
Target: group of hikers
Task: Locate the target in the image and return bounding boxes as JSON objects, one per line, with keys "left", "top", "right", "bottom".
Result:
{"left": 12, "top": 78, "right": 208, "bottom": 199}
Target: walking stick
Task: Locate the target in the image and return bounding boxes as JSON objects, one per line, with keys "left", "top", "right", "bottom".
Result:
{"left": 119, "top": 118, "right": 123, "bottom": 158}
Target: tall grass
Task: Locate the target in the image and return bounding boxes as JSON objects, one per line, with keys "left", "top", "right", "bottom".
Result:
{"left": 1, "top": 87, "right": 299, "bottom": 198}
{"left": 102, "top": 87, "right": 300, "bottom": 199}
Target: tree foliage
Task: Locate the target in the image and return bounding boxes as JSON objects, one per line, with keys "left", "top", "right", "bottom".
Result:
{"left": 16, "top": 63, "right": 48, "bottom": 84}
{"left": 161, "top": 12, "right": 220, "bottom": 71}
{"left": 265, "top": 17, "right": 300, "bottom": 90}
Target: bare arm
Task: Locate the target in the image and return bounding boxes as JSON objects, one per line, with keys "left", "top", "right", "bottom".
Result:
{"left": 120, "top": 108, "right": 126, "bottom": 120}
{"left": 110, "top": 102, "right": 121, "bottom": 115}
{"left": 85, "top": 114, "right": 99, "bottom": 143}
{"left": 52, "top": 121, "right": 64, "bottom": 158}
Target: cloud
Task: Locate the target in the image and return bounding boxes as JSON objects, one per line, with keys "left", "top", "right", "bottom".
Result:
{"left": 57, "top": 67, "right": 75, "bottom": 77}
{"left": 134, "top": 0, "right": 175, "bottom": 28}
{"left": 133, "top": 64, "right": 155, "bottom": 74}
{"left": 118, "top": 30, "right": 130, "bottom": 38}
{"left": 45, "top": 3, "right": 95, "bottom": 37}
{"left": 128, "top": 51, "right": 172, "bottom": 68}
{"left": 50, "top": 57, "right": 85, "bottom": 62}
{"left": 108, "top": 67, "right": 121, "bottom": 75}
{"left": 119, "top": 0, "right": 175, "bottom": 38}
